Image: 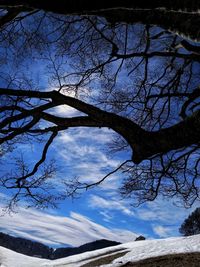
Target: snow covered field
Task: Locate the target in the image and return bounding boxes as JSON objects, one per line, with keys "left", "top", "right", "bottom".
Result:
{"left": 0, "top": 234, "right": 200, "bottom": 267}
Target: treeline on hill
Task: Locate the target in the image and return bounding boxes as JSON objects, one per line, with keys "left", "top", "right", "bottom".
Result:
{"left": 0, "top": 232, "right": 121, "bottom": 259}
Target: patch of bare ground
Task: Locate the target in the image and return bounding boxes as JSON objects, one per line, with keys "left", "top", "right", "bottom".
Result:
{"left": 122, "top": 252, "right": 200, "bottom": 267}
{"left": 80, "top": 250, "right": 128, "bottom": 267}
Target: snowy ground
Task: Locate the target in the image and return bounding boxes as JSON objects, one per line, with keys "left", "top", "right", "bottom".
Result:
{"left": 0, "top": 246, "right": 48, "bottom": 267}
{"left": 1, "top": 234, "right": 200, "bottom": 267}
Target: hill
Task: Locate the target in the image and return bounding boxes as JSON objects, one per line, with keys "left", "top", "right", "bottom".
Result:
{"left": 53, "top": 239, "right": 121, "bottom": 259}
{"left": 0, "top": 234, "right": 200, "bottom": 266}
{"left": 0, "top": 232, "right": 120, "bottom": 259}
{"left": 0, "top": 232, "right": 52, "bottom": 258}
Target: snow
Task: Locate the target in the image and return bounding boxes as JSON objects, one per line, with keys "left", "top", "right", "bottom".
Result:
{"left": 103, "top": 234, "right": 200, "bottom": 266}
{"left": 1, "top": 234, "right": 200, "bottom": 267}
{"left": 0, "top": 246, "right": 48, "bottom": 267}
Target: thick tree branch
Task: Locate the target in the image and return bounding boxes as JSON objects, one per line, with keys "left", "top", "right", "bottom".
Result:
{"left": 40, "top": 113, "right": 104, "bottom": 128}
{"left": 180, "top": 87, "right": 200, "bottom": 118}
{"left": 139, "top": 111, "right": 200, "bottom": 163}
{"left": 1, "top": 88, "right": 200, "bottom": 165}
{"left": 178, "top": 40, "right": 200, "bottom": 54}
{"left": 0, "top": 101, "right": 56, "bottom": 130}
{"left": 0, "top": 8, "right": 19, "bottom": 27}
{"left": 0, "top": 0, "right": 199, "bottom": 13}
{"left": 0, "top": 1, "right": 199, "bottom": 41}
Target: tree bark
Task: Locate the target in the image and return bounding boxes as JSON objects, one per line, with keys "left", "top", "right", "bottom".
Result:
{"left": 0, "top": 0, "right": 200, "bottom": 41}
{"left": 0, "top": 0, "right": 199, "bottom": 12}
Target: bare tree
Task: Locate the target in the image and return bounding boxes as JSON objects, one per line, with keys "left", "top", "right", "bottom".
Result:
{"left": 0, "top": 1, "right": 200, "bottom": 208}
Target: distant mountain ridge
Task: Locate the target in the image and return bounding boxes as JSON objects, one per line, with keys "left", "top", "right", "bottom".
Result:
{"left": 52, "top": 239, "right": 121, "bottom": 259}
{"left": 0, "top": 232, "right": 121, "bottom": 259}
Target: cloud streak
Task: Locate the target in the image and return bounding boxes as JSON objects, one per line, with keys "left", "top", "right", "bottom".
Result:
{"left": 0, "top": 206, "right": 137, "bottom": 247}
{"left": 152, "top": 225, "right": 174, "bottom": 238}
{"left": 89, "top": 195, "right": 135, "bottom": 216}
{"left": 133, "top": 198, "right": 200, "bottom": 238}
{"left": 53, "top": 128, "right": 125, "bottom": 191}
{"left": 136, "top": 198, "right": 198, "bottom": 225}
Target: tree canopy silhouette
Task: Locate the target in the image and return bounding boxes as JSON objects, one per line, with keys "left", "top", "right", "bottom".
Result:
{"left": 179, "top": 208, "right": 200, "bottom": 236}
{"left": 0, "top": 1, "right": 200, "bottom": 209}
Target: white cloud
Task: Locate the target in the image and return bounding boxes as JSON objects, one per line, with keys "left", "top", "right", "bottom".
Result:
{"left": 53, "top": 104, "right": 80, "bottom": 117}
{"left": 153, "top": 225, "right": 173, "bottom": 238}
{"left": 99, "top": 211, "right": 114, "bottom": 222}
{"left": 136, "top": 198, "right": 197, "bottom": 225}
{"left": 131, "top": 197, "right": 200, "bottom": 238}
{"left": 53, "top": 128, "right": 124, "bottom": 191}
{"left": 0, "top": 206, "right": 137, "bottom": 247}
{"left": 89, "top": 195, "right": 134, "bottom": 216}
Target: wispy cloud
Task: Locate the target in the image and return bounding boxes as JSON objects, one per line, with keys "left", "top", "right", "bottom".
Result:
{"left": 53, "top": 128, "right": 125, "bottom": 191}
{"left": 89, "top": 195, "right": 135, "bottom": 217}
{"left": 49, "top": 97, "right": 123, "bottom": 191}
{"left": 133, "top": 198, "right": 199, "bottom": 237}
{"left": 88, "top": 196, "right": 197, "bottom": 239}
{"left": 0, "top": 206, "right": 137, "bottom": 247}
{"left": 152, "top": 225, "right": 174, "bottom": 238}
{"left": 53, "top": 104, "right": 81, "bottom": 117}
{"left": 99, "top": 211, "right": 114, "bottom": 223}
{"left": 136, "top": 198, "right": 197, "bottom": 224}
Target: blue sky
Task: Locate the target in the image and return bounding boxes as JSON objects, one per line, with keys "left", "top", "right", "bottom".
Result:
{"left": 0, "top": 109, "right": 198, "bottom": 247}
{"left": 0, "top": 14, "right": 199, "bottom": 248}
{"left": 0, "top": 63, "right": 199, "bottom": 248}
